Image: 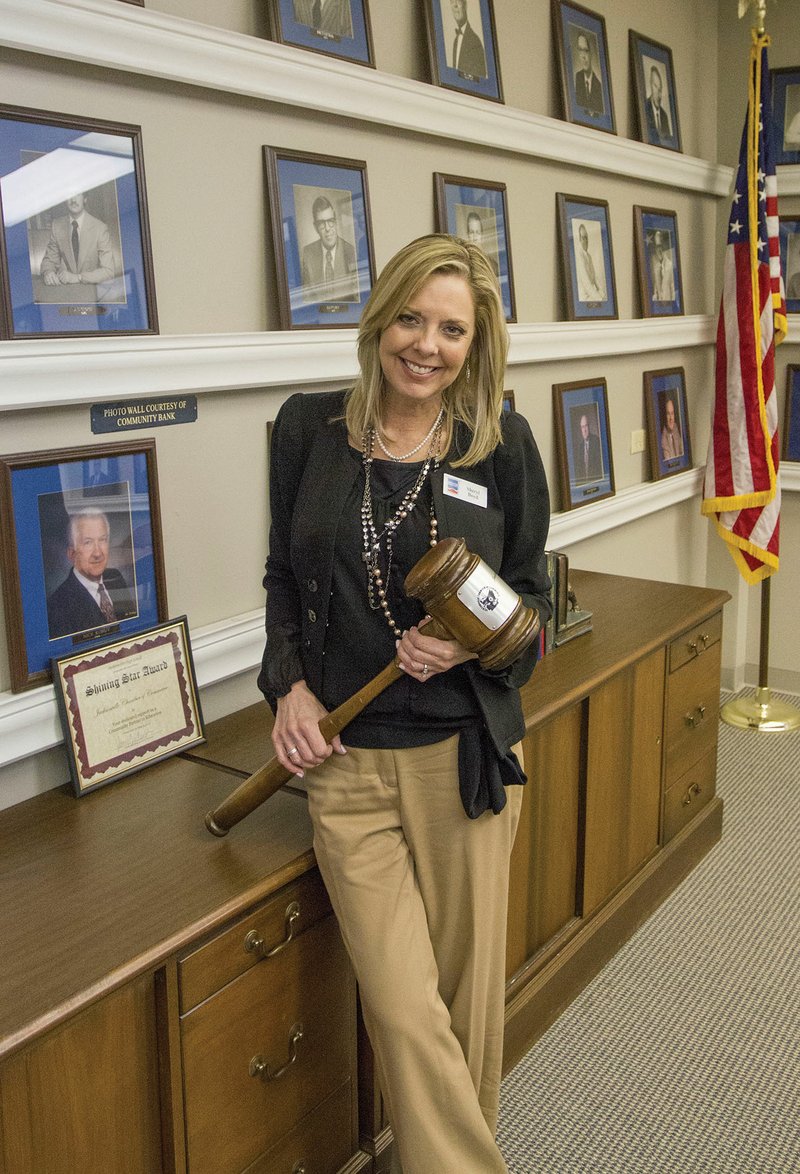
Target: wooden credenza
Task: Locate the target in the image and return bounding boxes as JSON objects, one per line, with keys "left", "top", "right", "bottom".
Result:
{"left": 0, "top": 571, "right": 728, "bottom": 1172}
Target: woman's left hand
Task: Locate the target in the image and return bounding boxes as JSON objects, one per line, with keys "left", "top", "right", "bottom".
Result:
{"left": 396, "top": 617, "right": 477, "bottom": 683}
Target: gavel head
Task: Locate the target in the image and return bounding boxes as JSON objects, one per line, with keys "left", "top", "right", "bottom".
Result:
{"left": 404, "top": 537, "right": 540, "bottom": 670}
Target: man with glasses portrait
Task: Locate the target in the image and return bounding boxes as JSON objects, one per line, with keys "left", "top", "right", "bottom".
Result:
{"left": 301, "top": 194, "right": 359, "bottom": 304}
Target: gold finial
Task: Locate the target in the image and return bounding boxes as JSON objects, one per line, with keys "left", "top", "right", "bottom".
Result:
{"left": 738, "top": 0, "right": 772, "bottom": 35}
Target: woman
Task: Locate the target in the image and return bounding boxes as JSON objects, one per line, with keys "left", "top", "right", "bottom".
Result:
{"left": 258, "top": 234, "right": 550, "bottom": 1172}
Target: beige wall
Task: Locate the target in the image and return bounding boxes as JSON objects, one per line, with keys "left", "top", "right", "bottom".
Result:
{"left": 5, "top": 0, "right": 792, "bottom": 809}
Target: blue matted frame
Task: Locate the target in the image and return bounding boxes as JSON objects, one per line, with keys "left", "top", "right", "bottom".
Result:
{"left": 0, "top": 105, "right": 157, "bottom": 339}
{"left": 779, "top": 216, "right": 800, "bottom": 313}
{"left": 552, "top": 0, "right": 615, "bottom": 135}
{"left": 634, "top": 206, "right": 684, "bottom": 318}
{"left": 0, "top": 440, "right": 167, "bottom": 692}
{"left": 557, "top": 193, "right": 617, "bottom": 321}
{"left": 629, "top": 31, "right": 682, "bottom": 153}
{"left": 772, "top": 67, "right": 800, "bottom": 166}
{"left": 423, "top": 0, "right": 504, "bottom": 104}
{"left": 643, "top": 367, "right": 692, "bottom": 480}
{"left": 267, "top": 0, "right": 375, "bottom": 67}
{"left": 783, "top": 366, "right": 800, "bottom": 463}
{"left": 434, "top": 172, "right": 516, "bottom": 321}
{"left": 264, "top": 147, "right": 375, "bottom": 329}
{"left": 553, "top": 378, "right": 615, "bottom": 511}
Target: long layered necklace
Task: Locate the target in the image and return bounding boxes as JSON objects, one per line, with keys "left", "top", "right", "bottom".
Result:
{"left": 361, "top": 414, "right": 442, "bottom": 637}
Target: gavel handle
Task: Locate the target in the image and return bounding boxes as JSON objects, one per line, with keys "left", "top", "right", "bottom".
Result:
{"left": 204, "top": 618, "right": 452, "bottom": 836}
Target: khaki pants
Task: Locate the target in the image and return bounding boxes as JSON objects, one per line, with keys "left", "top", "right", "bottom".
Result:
{"left": 304, "top": 735, "right": 522, "bottom": 1174}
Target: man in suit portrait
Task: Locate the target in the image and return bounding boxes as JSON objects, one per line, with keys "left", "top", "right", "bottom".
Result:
{"left": 39, "top": 192, "right": 115, "bottom": 298}
{"left": 660, "top": 396, "right": 684, "bottom": 461}
{"left": 650, "top": 230, "right": 675, "bottom": 302}
{"left": 301, "top": 195, "right": 359, "bottom": 304}
{"left": 645, "top": 65, "right": 672, "bottom": 144}
{"left": 46, "top": 509, "right": 136, "bottom": 640}
{"left": 465, "top": 210, "right": 499, "bottom": 275}
{"left": 293, "top": 0, "right": 353, "bottom": 37}
{"left": 448, "top": 0, "right": 487, "bottom": 80}
{"left": 573, "top": 412, "right": 602, "bottom": 483}
{"left": 575, "top": 221, "right": 605, "bottom": 303}
{"left": 573, "top": 31, "right": 603, "bottom": 116}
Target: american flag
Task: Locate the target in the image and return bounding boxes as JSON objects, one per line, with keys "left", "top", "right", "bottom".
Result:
{"left": 701, "top": 31, "right": 787, "bottom": 583}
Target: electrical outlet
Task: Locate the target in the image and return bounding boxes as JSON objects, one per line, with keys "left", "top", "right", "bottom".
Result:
{"left": 630, "top": 429, "right": 646, "bottom": 454}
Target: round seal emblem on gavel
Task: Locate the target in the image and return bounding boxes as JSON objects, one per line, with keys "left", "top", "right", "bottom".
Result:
{"left": 477, "top": 585, "right": 499, "bottom": 612}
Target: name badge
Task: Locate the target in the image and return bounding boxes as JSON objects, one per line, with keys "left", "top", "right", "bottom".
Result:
{"left": 442, "top": 474, "right": 488, "bottom": 508}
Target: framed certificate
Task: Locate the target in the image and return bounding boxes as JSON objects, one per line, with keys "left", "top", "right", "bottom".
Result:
{"left": 52, "top": 617, "right": 205, "bottom": 796}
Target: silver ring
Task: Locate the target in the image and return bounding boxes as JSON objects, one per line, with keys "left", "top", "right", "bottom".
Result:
{"left": 288, "top": 746, "right": 299, "bottom": 756}
{"left": 422, "top": 663, "right": 429, "bottom": 678}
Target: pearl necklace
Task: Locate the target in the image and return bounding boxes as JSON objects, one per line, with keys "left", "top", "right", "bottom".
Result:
{"left": 361, "top": 419, "right": 441, "bottom": 637}
{"left": 375, "top": 406, "right": 445, "bottom": 463}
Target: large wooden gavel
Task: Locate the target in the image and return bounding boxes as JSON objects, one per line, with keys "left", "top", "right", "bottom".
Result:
{"left": 205, "top": 537, "right": 540, "bottom": 836}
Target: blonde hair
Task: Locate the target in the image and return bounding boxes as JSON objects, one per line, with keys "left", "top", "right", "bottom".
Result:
{"left": 344, "top": 234, "right": 509, "bottom": 467}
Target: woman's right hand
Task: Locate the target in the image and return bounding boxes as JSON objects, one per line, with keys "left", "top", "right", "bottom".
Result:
{"left": 272, "top": 680, "right": 346, "bottom": 777}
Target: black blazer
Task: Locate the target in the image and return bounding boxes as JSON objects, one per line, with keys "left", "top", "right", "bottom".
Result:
{"left": 46, "top": 567, "right": 135, "bottom": 640}
{"left": 258, "top": 390, "right": 551, "bottom": 757}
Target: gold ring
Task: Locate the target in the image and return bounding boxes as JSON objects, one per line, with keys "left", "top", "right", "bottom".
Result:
{"left": 422, "top": 664, "right": 429, "bottom": 677}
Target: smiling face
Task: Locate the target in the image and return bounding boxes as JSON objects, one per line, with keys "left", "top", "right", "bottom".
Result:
{"left": 68, "top": 514, "right": 110, "bottom": 583}
{"left": 466, "top": 213, "right": 483, "bottom": 244}
{"left": 313, "top": 202, "right": 338, "bottom": 251}
{"left": 665, "top": 398, "right": 676, "bottom": 431}
{"left": 378, "top": 272, "right": 475, "bottom": 411}
{"left": 577, "top": 35, "right": 590, "bottom": 73}
{"left": 66, "top": 193, "right": 86, "bottom": 216}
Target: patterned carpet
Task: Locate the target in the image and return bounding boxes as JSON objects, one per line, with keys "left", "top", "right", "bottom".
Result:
{"left": 498, "top": 691, "right": 800, "bottom": 1173}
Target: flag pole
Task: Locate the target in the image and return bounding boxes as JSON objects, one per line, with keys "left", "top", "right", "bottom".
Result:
{"left": 719, "top": 0, "right": 800, "bottom": 732}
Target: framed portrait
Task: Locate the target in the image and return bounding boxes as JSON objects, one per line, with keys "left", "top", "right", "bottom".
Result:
{"left": 552, "top": 0, "right": 615, "bottom": 135}
{"left": 629, "top": 32, "right": 682, "bottom": 153}
{"left": 779, "top": 216, "right": 800, "bottom": 314}
{"left": 267, "top": 0, "right": 375, "bottom": 68}
{"left": 783, "top": 366, "right": 800, "bottom": 463}
{"left": 53, "top": 617, "right": 205, "bottom": 797}
{"left": 502, "top": 390, "right": 515, "bottom": 413}
{"left": 264, "top": 147, "right": 375, "bottom": 329}
{"left": 0, "top": 440, "right": 167, "bottom": 692}
{"left": 556, "top": 193, "right": 617, "bottom": 321}
{"left": 434, "top": 173, "right": 516, "bottom": 320}
{"left": 553, "top": 378, "right": 615, "bottom": 510}
{"left": 771, "top": 67, "right": 800, "bottom": 166}
{"left": 0, "top": 105, "right": 158, "bottom": 339}
{"left": 643, "top": 368, "right": 692, "bottom": 480}
{"left": 422, "top": 0, "right": 504, "bottom": 104}
{"left": 633, "top": 206, "right": 684, "bottom": 317}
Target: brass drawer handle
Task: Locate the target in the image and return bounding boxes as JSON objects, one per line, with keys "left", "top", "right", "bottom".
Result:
{"left": 682, "top": 782, "right": 703, "bottom": 807}
{"left": 684, "top": 705, "right": 707, "bottom": 728}
{"left": 244, "top": 901, "right": 301, "bottom": 959}
{"left": 249, "top": 1023, "right": 303, "bottom": 1082}
{"left": 687, "top": 633, "right": 710, "bottom": 657}
{"left": 292, "top": 1164, "right": 306, "bottom": 1174}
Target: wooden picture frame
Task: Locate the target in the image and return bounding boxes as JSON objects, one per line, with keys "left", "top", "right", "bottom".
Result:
{"left": 771, "top": 66, "right": 800, "bottom": 166}
{"left": 779, "top": 216, "right": 800, "bottom": 313}
{"left": 434, "top": 172, "right": 516, "bottom": 320}
{"left": 267, "top": 0, "right": 375, "bottom": 68}
{"left": 264, "top": 146, "right": 375, "bottom": 329}
{"left": 553, "top": 378, "right": 615, "bottom": 510}
{"left": 556, "top": 193, "right": 617, "bottom": 320}
{"left": 0, "top": 104, "right": 158, "bottom": 339}
{"left": 53, "top": 617, "right": 205, "bottom": 797}
{"left": 634, "top": 206, "right": 684, "bottom": 317}
{"left": 0, "top": 439, "right": 167, "bottom": 692}
{"left": 423, "top": 0, "right": 503, "bottom": 103}
{"left": 783, "top": 365, "right": 800, "bottom": 463}
{"left": 643, "top": 367, "right": 692, "bottom": 480}
{"left": 629, "top": 31, "right": 682, "bottom": 153}
{"left": 552, "top": 0, "right": 615, "bottom": 135}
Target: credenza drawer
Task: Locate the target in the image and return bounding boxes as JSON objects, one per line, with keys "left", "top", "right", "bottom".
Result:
{"left": 664, "top": 640, "right": 721, "bottom": 785}
{"left": 663, "top": 749, "right": 717, "bottom": 842}
{"left": 242, "top": 1081, "right": 355, "bottom": 1174}
{"left": 178, "top": 869, "right": 332, "bottom": 1012}
{"left": 668, "top": 612, "right": 723, "bottom": 674}
{"left": 181, "top": 913, "right": 353, "bottom": 1174}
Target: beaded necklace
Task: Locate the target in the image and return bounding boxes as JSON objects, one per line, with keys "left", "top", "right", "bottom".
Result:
{"left": 361, "top": 417, "right": 442, "bottom": 637}
{"left": 375, "top": 406, "right": 444, "bottom": 462}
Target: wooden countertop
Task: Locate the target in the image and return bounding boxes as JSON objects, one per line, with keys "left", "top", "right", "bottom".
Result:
{"left": 0, "top": 569, "right": 728, "bottom": 1063}
{"left": 0, "top": 751, "right": 314, "bottom": 1061}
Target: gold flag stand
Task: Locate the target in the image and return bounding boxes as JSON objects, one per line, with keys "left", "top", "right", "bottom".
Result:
{"left": 721, "top": 579, "right": 800, "bottom": 731}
